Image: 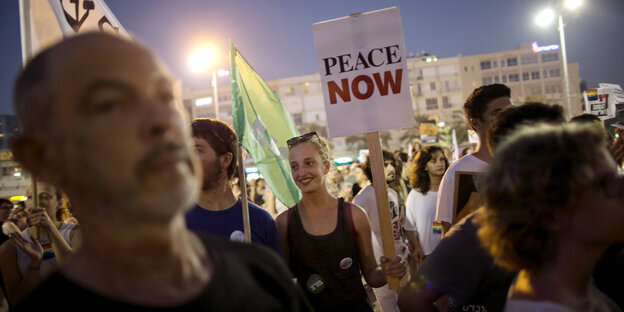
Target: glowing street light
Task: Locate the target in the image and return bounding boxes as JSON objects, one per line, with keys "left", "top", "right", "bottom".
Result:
{"left": 535, "top": 0, "right": 582, "bottom": 119}
{"left": 188, "top": 46, "right": 229, "bottom": 119}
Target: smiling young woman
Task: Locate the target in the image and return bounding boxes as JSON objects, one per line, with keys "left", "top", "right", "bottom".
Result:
{"left": 276, "top": 132, "right": 406, "bottom": 312}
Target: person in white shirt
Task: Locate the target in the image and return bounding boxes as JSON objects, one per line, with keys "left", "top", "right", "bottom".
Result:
{"left": 435, "top": 84, "right": 511, "bottom": 235}
{"left": 354, "top": 150, "right": 409, "bottom": 312}
{"left": 405, "top": 145, "right": 448, "bottom": 264}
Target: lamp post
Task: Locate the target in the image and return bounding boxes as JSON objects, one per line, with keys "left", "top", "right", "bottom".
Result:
{"left": 189, "top": 47, "right": 229, "bottom": 120}
{"left": 535, "top": 0, "right": 582, "bottom": 119}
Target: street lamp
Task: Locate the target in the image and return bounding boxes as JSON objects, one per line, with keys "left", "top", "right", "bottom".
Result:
{"left": 535, "top": 0, "right": 582, "bottom": 119}
{"left": 188, "top": 47, "right": 229, "bottom": 119}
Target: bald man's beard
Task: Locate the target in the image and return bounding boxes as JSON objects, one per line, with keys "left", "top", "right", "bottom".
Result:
{"left": 202, "top": 158, "right": 225, "bottom": 191}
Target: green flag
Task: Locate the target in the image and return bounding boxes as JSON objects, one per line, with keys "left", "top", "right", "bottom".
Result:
{"left": 229, "top": 42, "right": 302, "bottom": 207}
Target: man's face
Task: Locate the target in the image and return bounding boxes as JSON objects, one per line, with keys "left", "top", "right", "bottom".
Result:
{"left": 194, "top": 136, "right": 226, "bottom": 191}
{"left": 473, "top": 96, "right": 512, "bottom": 135}
{"left": 46, "top": 36, "right": 199, "bottom": 222}
{"left": 384, "top": 159, "right": 396, "bottom": 183}
{"left": 0, "top": 202, "right": 13, "bottom": 222}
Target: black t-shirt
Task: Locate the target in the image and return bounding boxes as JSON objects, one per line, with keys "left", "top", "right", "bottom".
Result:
{"left": 16, "top": 234, "right": 313, "bottom": 311}
{"left": 418, "top": 214, "right": 515, "bottom": 312}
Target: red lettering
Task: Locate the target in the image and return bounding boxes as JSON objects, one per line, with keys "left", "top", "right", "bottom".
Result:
{"left": 373, "top": 69, "right": 402, "bottom": 96}
{"left": 327, "top": 79, "right": 350, "bottom": 104}
{"left": 352, "top": 75, "right": 374, "bottom": 100}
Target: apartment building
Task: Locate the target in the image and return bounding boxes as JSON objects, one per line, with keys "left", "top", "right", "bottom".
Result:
{"left": 183, "top": 42, "right": 582, "bottom": 157}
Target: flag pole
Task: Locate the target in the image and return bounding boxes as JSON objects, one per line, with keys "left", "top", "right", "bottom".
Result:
{"left": 237, "top": 143, "right": 251, "bottom": 243}
{"left": 19, "top": 0, "right": 40, "bottom": 240}
{"left": 366, "top": 131, "right": 399, "bottom": 290}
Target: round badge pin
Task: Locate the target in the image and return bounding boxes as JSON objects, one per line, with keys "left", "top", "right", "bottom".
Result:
{"left": 229, "top": 230, "right": 244, "bottom": 242}
{"left": 306, "top": 274, "right": 325, "bottom": 294}
{"left": 339, "top": 257, "right": 353, "bottom": 270}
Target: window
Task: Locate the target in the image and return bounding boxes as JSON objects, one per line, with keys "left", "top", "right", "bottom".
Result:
{"left": 480, "top": 61, "right": 492, "bottom": 70}
{"left": 502, "top": 75, "right": 508, "bottom": 83}
{"left": 522, "top": 72, "right": 530, "bottom": 81}
{"left": 543, "top": 70, "right": 549, "bottom": 79}
{"left": 482, "top": 77, "right": 493, "bottom": 84}
{"left": 426, "top": 98, "right": 438, "bottom": 110}
{"left": 521, "top": 54, "right": 538, "bottom": 64}
{"left": 441, "top": 80, "right": 460, "bottom": 92}
{"left": 549, "top": 68, "right": 561, "bottom": 77}
{"left": 292, "top": 113, "right": 302, "bottom": 126}
{"left": 541, "top": 53, "right": 559, "bottom": 62}
{"left": 494, "top": 75, "right": 500, "bottom": 83}
{"left": 430, "top": 82, "right": 436, "bottom": 90}
{"left": 501, "top": 59, "right": 506, "bottom": 67}
{"left": 529, "top": 85, "right": 542, "bottom": 95}
{"left": 545, "top": 83, "right": 562, "bottom": 94}
{"left": 531, "top": 71, "right": 540, "bottom": 80}
{"left": 506, "top": 57, "right": 518, "bottom": 66}
{"left": 493, "top": 60, "right": 498, "bottom": 68}
{"left": 508, "top": 73, "right": 519, "bottom": 82}
{"left": 442, "top": 96, "right": 451, "bottom": 108}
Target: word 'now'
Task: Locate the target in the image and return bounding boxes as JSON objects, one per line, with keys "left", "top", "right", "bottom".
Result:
{"left": 327, "top": 69, "right": 402, "bottom": 104}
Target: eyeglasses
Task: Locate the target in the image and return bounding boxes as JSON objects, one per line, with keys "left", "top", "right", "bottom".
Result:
{"left": 192, "top": 121, "right": 227, "bottom": 146}
{"left": 287, "top": 132, "right": 318, "bottom": 147}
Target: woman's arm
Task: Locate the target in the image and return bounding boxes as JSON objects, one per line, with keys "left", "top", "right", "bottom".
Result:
{"left": 275, "top": 211, "right": 290, "bottom": 265}
{"left": 351, "top": 204, "right": 405, "bottom": 288}
{"left": 0, "top": 236, "right": 42, "bottom": 305}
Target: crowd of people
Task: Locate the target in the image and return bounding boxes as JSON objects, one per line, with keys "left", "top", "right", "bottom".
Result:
{"left": 0, "top": 33, "right": 621, "bottom": 312}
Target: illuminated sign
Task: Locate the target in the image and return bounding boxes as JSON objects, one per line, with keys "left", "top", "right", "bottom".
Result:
{"left": 532, "top": 41, "right": 560, "bottom": 53}
{"left": 195, "top": 97, "right": 213, "bottom": 107}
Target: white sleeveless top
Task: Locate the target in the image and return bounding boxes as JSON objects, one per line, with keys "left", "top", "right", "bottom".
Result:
{"left": 17, "top": 222, "right": 76, "bottom": 279}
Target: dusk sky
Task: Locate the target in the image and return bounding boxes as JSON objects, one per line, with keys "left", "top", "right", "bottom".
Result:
{"left": 0, "top": 0, "right": 622, "bottom": 116}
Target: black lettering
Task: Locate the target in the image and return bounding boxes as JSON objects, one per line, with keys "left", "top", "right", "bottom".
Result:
{"left": 368, "top": 48, "right": 384, "bottom": 67}
{"left": 322, "top": 57, "right": 338, "bottom": 76}
{"left": 337, "top": 54, "right": 353, "bottom": 73}
{"left": 385, "top": 45, "right": 401, "bottom": 64}
{"left": 353, "top": 52, "right": 370, "bottom": 71}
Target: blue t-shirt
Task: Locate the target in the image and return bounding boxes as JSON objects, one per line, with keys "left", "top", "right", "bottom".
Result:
{"left": 185, "top": 198, "right": 283, "bottom": 258}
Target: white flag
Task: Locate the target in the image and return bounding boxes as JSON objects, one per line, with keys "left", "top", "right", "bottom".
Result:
{"left": 19, "top": 0, "right": 130, "bottom": 63}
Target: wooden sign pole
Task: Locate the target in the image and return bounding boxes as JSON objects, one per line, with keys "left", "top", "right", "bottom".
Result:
{"left": 237, "top": 143, "right": 251, "bottom": 243}
{"left": 365, "top": 131, "right": 399, "bottom": 290}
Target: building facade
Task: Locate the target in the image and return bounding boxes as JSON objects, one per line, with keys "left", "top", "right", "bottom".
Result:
{"left": 184, "top": 42, "right": 583, "bottom": 158}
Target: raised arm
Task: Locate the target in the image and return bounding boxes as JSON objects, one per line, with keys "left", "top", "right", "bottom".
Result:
{"left": 0, "top": 236, "right": 42, "bottom": 305}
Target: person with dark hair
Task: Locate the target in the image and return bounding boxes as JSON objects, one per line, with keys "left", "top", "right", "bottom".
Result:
{"left": 10, "top": 33, "right": 310, "bottom": 311}
{"left": 435, "top": 84, "right": 511, "bottom": 235}
{"left": 478, "top": 123, "right": 623, "bottom": 311}
{"left": 185, "top": 118, "right": 282, "bottom": 256}
{"left": 0, "top": 182, "right": 79, "bottom": 305}
{"left": 354, "top": 150, "right": 410, "bottom": 312}
{"left": 400, "top": 102, "right": 564, "bottom": 312}
{"left": 570, "top": 113, "right": 601, "bottom": 124}
{"left": 405, "top": 145, "right": 448, "bottom": 265}
{"left": 0, "top": 198, "right": 13, "bottom": 239}
{"left": 276, "top": 132, "right": 405, "bottom": 312}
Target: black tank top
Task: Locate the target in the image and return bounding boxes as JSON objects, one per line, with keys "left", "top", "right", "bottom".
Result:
{"left": 287, "top": 198, "right": 372, "bottom": 312}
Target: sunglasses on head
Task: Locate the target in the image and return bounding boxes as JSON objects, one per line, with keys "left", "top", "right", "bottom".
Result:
{"left": 287, "top": 132, "right": 318, "bottom": 147}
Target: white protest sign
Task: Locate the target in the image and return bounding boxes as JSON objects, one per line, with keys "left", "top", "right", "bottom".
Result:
{"left": 584, "top": 88, "right": 622, "bottom": 120}
{"left": 312, "top": 7, "right": 415, "bottom": 138}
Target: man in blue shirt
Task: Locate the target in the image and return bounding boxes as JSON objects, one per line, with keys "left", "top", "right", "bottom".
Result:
{"left": 186, "top": 118, "right": 283, "bottom": 257}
